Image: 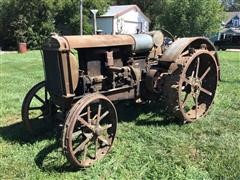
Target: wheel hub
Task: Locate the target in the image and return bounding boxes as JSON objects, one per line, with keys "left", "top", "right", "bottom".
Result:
{"left": 95, "top": 126, "right": 101, "bottom": 136}
{"left": 189, "top": 77, "right": 202, "bottom": 92}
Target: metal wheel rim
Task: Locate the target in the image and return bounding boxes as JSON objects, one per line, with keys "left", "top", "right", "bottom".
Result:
{"left": 178, "top": 51, "right": 218, "bottom": 122}
{"left": 21, "top": 81, "right": 55, "bottom": 134}
{"left": 63, "top": 93, "right": 117, "bottom": 168}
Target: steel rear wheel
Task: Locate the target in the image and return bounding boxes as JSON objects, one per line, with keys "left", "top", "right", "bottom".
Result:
{"left": 178, "top": 51, "right": 218, "bottom": 122}
{"left": 62, "top": 93, "right": 117, "bottom": 168}
{"left": 164, "top": 50, "right": 218, "bottom": 123}
{"left": 21, "top": 81, "right": 56, "bottom": 134}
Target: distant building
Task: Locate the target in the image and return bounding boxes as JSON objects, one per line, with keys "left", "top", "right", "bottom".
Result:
{"left": 218, "top": 11, "right": 240, "bottom": 40}
{"left": 224, "top": 11, "right": 240, "bottom": 28}
{"left": 97, "top": 5, "right": 150, "bottom": 35}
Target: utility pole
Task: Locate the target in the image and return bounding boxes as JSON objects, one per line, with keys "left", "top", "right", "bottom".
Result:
{"left": 80, "top": 0, "right": 83, "bottom": 35}
{"left": 90, "top": 9, "right": 98, "bottom": 35}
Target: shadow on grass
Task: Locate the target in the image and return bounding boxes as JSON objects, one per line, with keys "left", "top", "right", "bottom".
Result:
{"left": 34, "top": 142, "right": 83, "bottom": 173}
{"left": 0, "top": 120, "right": 79, "bottom": 172}
{"left": 0, "top": 101, "right": 179, "bottom": 145}
{"left": 115, "top": 100, "right": 181, "bottom": 127}
{"left": 34, "top": 101, "right": 180, "bottom": 172}
{"left": 220, "top": 79, "right": 240, "bottom": 84}
{"left": 0, "top": 119, "right": 55, "bottom": 144}
{"left": 0, "top": 101, "right": 180, "bottom": 172}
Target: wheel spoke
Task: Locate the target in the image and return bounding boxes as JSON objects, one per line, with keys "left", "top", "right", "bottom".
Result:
{"left": 200, "top": 67, "right": 211, "bottom": 81}
{"left": 97, "top": 104, "right": 102, "bottom": 125}
{"left": 34, "top": 94, "right": 45, "bottom": 104}
{"left": 83, "top": 143, "right": 89, "bottom": 162}
{"left": 45, "top": 88, "right": 48, "bottom": 101}
{"left": 78, "top": 117, "right": 95, "bottom": 132}
{"left": 79, "top": 111, "right": 88, "bottom": 118}
{"left": 195, "top": 94, "right": 199, "bottom": 119}
{"left": 30, "top": 113, "right": 44, "bottom": 120}
{"left": 98, "top": 135, "right": 110, "bottom": 146}
{"left": 200, "top": 87, "right": 213, "bottom": 96}
{"left": 73, "top": 133, "right": 92, "bottom": 155}
{"left": 29, "top": 106, "right": 42, "bottom": 111}
{"left": 184, "top": 78, "right": 192, "bottom": 86}
{"left": 181, "top": 93, "right": 190, "bottom": 108}
{"left": 98, "top": 111, "right": 110, "bottom": 123}
{"left": 191, "top": 71, "right": 195, "bottom": 78}
{"left": 87, "top": 106, "right": 91, "bottom": 124}
{"left": 95, "top": 138, "right": 98, "bottom": 159}
{"left": 191, "top": 92, "right": 196, "bottom": 105}
{"left": 92, "top": 114, "right": 98, "bottom": 122}
{"left": 100, "top": 124, "right": 112, "bottom": 131}
{"left": 72, "top": 130, "right": 82, "bottom": 139}
{"left": 196, "top": 57, "right": 200, "bottom": 78}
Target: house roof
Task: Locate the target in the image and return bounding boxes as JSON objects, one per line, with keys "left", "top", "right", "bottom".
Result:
{"left": 224, "top": 11, "right": 240, "bottom": 24}
{"left": 100, "top": 5, "right": 150, "bottom": 22}
{"left": 221, "top": 27, "right": 240, "bottom": 34}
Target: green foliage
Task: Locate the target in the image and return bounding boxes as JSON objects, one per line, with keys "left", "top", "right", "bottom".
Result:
{"left": 159, "top": 0, "right": 224, "bottom": 37}
{"left": 0, "top": 0, "right": 56, "bottom": 49}
{"left": 0, "top": 0, "right": 3, "bottom": 47}
{"left": 11, "top": 15, "right": 29, "bottom": 43}
{"left": 115, "top": 0, "right": 224, "bottom": 37}
{"left": 0, "top": 51, "right": 240, "bottom": 178}
{"left": 0, "top": 0, "right": 225, "bottom": 49}
{"left": 54, "top": 0, "right": 111, "bottom": 35}
{"left": 0, "top": 0, "right": 111, "bottom": 50}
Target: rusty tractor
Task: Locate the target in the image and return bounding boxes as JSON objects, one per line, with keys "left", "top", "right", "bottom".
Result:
{"left": 22, "top": 30, "right": 220, "bottom": 168}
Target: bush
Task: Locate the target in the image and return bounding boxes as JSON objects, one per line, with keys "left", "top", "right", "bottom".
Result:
{"left": 0, "top": 0, "right": 111, "bottom": 50}
{"left": 0, "top": 0, "right": 56, "bottom": 50}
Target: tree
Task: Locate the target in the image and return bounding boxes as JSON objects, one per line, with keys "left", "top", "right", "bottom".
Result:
{"left": 55, "top": 0, "right": 112, "bottom": 35}
{"left": 0, "top": 0, "right": 111, "bottom": 50}
{"left": 113, "top": 0, "right": 224, "bottom": 37}
{"left": 159, "top": 0, "right": 224, "bottom": 37}
{"left": 0, "top": 0, "right": 56, "bottom": 49}
{"left": 0, "top": 0, "right": 3, "bottom": 48}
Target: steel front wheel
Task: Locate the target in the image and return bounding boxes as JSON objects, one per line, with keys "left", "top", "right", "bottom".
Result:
{"left": 62, "top": 93, "right": 117, "bottom": 168}
{"left": 21, "top": 81, "right": 56, "bottom": 134}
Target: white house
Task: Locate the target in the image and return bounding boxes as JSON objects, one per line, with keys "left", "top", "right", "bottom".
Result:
{"left": 97, "top": 5, "right": 150, "bottom": 35}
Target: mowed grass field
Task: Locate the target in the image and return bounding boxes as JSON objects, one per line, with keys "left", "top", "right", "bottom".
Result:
{"left": 0, "top": 51, "right": 239, "bottom": 179}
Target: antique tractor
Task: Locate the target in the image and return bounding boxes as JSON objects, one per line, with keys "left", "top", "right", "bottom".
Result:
{"left": 22, "top": 31, "right": 220, "bottom": 168}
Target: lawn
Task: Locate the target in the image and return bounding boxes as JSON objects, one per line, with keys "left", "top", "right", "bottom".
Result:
{"left": 0, "top": 50, "right": 239, "bottom": 179}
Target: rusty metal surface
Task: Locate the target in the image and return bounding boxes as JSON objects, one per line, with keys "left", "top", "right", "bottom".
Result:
{"left": 64, "top": 35, "right": 135, "bottom": 49}
{"left": 60, "top": 52, "right": 79, "bottom": 96}
{"left": 160, "top": 37, "right": 220, "bottom": 81}
{"left": 43, "top": 50, "right": 79, "bottom": 97}
{"left": 43, "top": 34, "right": 70, "bottom": 51}
{"left": 160, "top": 37, "right": 216, "bottom": 62}
{"left": 145, "top": 69, "right": 162, "bottom": 94}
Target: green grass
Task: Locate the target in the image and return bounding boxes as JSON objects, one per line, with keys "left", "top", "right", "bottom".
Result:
{"left": 0, "top": 50, "right": 240, "bottom": 179}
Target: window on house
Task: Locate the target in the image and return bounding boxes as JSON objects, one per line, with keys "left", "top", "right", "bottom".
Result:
{"left": 233, "top": 19, "right": 239, "bottom": 27}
